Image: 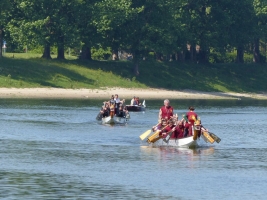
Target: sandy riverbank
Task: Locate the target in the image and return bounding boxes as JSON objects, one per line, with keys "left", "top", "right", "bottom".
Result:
{"left": 0, "top": 87, "right": 267, "bottom": 100}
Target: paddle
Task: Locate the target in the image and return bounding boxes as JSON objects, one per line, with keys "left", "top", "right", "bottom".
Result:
{"left": 139, "top": 130, "right": 151, "bottom": 140}
{"left": 147, "top": 124, "right": 169, "bottom": 143}
{"left": 139, "top": 122, "right": 160, "bottom": 140}
{"left": 201, "top": 130, "right": 215, "bottom": 144}
{"left": 202, "top": 126, "right": 221, "bottom": 143}
{"left": 208, "top": 132, "right": 221, "bottom": 143}
{"left": 163, "top": 130, "right": 174, "bottom": 143}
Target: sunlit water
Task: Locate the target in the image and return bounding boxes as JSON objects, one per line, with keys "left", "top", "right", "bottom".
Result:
{"left": 0, "top": 99, "right": 267, "bottom": 199}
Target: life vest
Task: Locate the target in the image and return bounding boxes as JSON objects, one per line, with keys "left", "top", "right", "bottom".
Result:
{"left": 186, "top": 111, "right": 197, "bottom": 124}
{"left": 160, "top": 106, "right": 174, "bottom": 119}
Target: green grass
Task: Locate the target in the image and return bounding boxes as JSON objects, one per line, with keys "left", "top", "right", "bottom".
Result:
{"left": 1, "top": 52, "right": 267, "bottom": 93}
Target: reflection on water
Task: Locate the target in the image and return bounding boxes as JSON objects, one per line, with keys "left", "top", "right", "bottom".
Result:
{"left": 0, "top": 99, "right": 267, "bottom": 199}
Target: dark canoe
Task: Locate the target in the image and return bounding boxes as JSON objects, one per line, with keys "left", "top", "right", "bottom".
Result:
{"left": 125, "top": 105, "right": 146, "bottom": 112}
{"left": 125, "top": 100, "right": 146, "bottom": 112}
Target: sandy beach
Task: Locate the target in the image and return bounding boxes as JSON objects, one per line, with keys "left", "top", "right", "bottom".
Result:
{"left": 0, "top": 87, "right": 267, "bottom": 100}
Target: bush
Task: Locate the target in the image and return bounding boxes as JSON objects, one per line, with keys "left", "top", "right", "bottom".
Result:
{"left": 91, "top": 47, "right": 112, "bottom": 60}
{"left": 209, "top": 52, "right": 253, "bottom": 63}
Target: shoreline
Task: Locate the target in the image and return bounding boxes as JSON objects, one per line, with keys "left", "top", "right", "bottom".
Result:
{"left": 0, "top": 87, "right": 267, "bottom": 100}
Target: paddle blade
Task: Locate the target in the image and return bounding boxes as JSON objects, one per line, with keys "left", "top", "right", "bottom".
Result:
{"left": 142, "top": 100, "right": 146, "bottom": 107}
{"left": 139, "top": 130, "right": 151, "bottom": 140}
{"left": 209, "top": 132, "right": 221, "bottom": 143}
{"left": 202, "top": 131, "right": 215, "bottom": 144}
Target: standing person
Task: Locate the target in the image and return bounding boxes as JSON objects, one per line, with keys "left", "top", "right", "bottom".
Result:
{"left": 114, "top": 94, "right": 122, "bottom": 114}
{"left": 186, "top": 106, "right": 198, "bottom": 124}
{"left": 109, "top": 95, "right": 115, "bottom": 117}
{"left": 158, "top": 99, "right": 174, "bottom": 120}
{"left": 185, "top": 106, "right": 198, "bottom": 136}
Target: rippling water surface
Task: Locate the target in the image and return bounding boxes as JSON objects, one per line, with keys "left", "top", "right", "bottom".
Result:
{"left": 0, "top": 98, "right": 267, "bottom": 199}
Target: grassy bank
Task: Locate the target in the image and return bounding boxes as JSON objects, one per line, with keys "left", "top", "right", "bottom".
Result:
{"left": 1, "top": 53, "right": 267, "bottom": 93}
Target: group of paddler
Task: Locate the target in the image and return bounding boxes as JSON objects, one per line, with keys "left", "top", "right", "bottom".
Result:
{"left": 97, "top": 94, "right": 129, "bottom": 120}
{"left": 140, "top": 99, "right": 221, "bottom": 144}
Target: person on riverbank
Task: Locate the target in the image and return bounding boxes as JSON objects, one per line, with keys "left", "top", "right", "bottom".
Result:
{"left": 158, "top": 99, "right": 174, "bottom": 120}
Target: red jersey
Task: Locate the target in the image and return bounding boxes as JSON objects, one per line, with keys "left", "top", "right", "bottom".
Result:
{"left": 172, "top": 125, "right": 184, "bottom": 139}
{"left": 160, "top": 106, "right": 174, "bottom": 120}
{"left": 161, "top": 125, "right": 174, "bottom": 138}
{"left": 186, "top": 111, "right": 197, "bottom": 124}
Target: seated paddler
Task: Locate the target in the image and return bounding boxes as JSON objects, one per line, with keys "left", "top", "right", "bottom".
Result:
{"left": 152, "top": 118, "right": 168, "bottom": 132}
{"left": 159, "top": 119, "right": 175, "bottom": 138}
{"left": 100, "top": 103, "right": 110, "bottom": 118}
{"left": 116, "top": 105, "right": 129, "bottom": 118}
{"left": 172, "top": 120, "right": 185, "bottom": 139}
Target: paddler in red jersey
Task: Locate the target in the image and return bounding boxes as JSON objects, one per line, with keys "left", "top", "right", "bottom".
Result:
{"left": 158, "top": 99, "right": 174, "bottom": 120}
{"left": 185, "top": 106, "right": 198, "bottom": 136}
{"left": 160, "top": 119, "right": 175, "bottom": 138}
{"left": 160, "top": 119, "right": 185, "bottom": 139}
{"left": 171, "top": 120, "right": 185, "bottom": 139}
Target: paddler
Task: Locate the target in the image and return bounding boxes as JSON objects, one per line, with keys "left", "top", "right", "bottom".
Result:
{"left": 152, "top": 118, "right": 168, "bottom": 132}
{"left": 158, "top": 99, "right": 174, "bottom": 120}
{"left": 160, "top": 119, "right": 175, "bottom": 138}
{"left": 185, "top": 106, "right": 198, "bottom": 136}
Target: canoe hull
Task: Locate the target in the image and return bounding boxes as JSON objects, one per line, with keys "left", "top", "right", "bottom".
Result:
{"left": 125, "top": 100, "right": 146, "bottom": 112}
{"left": 151, "top": 136, "right": 199, "bottom": 148}
{"left": 125, "top": 105, "right": 145, "bottom": 112}
{"left": 101, "top": 116, "right": 129, "bottom": 125}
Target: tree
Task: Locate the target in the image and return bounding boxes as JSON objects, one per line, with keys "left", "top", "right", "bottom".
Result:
{"left": 7, "top": 0, "right": 80, "bottom": 59}
{"left": 94, "top": 0, "right": 182, "bottom": 74}
{"left": 76, "top": 0, "right": 99, "bottom": 60}
{"left": 0, "top": 0, "right": 11, "bottom": 57}
{"left": 253, "top": 0, "right": 267, "bottom": 63}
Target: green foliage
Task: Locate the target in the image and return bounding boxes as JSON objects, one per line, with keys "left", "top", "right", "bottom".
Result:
{"left": 1, "top": 0, "right": 267, "bottom": 64}
{"left": 209, "top": 52, "right": 253, "bottom": 63}
{"left": 91, "top": 47, "right": 112, "bottom": 60}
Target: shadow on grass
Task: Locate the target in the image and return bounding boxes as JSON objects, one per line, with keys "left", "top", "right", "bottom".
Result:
{"left": 1, "top": 58, "right": 95, "bottom": 87}
{"left": 2, "top": 57, "right": 267, "bottom": 94}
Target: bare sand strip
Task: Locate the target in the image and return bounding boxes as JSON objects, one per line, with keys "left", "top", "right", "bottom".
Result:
{"left": 0, "top": 87, "right": 267, "bottom": 100}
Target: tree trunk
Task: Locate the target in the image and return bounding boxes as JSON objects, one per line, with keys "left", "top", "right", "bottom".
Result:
{"left": 0, "top": 29, "right": 3, "bottom": 58}
{"left": 190, "top": 44, "right": 195, "bottom": 62}
{"left": 154, "top": 52, "right": 163, "bottom": 61}
{"left": 57, "top": 36, "right": 65, "bottom": 59}
{"left": 253, "top": 38, "right": 260, "bottom": 63}
{"left": 133, "top": 50, "right": 140, "bottom": 75}
{"left": 41, "top": 42, "right": 52, "bottom": 59}
{"left": 236, "top": 45, "right": 244, "bottom": 63}
{"left": 80, "top": 45, "right": 92, "bottom": 60}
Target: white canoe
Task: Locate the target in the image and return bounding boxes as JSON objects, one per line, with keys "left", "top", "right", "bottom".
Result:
{"left": 151, "top": 136, "right": 199, "bottom": 148}
{"left": 101, "top": 115, "right": 130, "bottom": 125}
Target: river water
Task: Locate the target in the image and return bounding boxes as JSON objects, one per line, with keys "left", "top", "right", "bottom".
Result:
{"left": 0, "top": 98, "right": 267, "bottom": 200}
